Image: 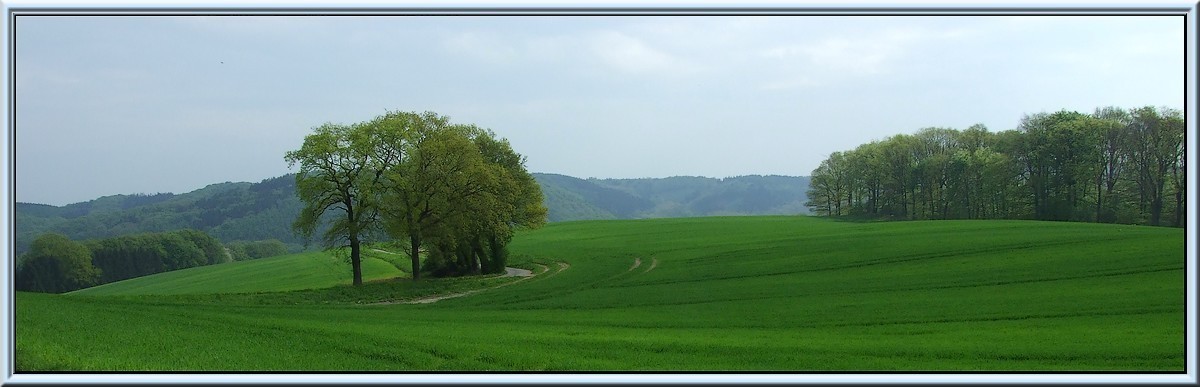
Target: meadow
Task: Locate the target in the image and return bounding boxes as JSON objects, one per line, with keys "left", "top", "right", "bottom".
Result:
{"left": 15, "top": 216, "right": 1185, "bottom": 371}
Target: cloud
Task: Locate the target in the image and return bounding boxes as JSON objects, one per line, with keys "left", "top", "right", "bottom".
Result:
{"left": 440, "top": 26, "right": 703, "bottom": 78}
{"left": 588, "top": 31, "right": 687, "bottom": 74}
{"left": 442, "top": 31, "right": 520, "bottom": 64}
{"left": 758, "top": 26, "right": 973, "bottom": 89}
{"left": 759, "top": 76, "right": 818, "bottom": 91}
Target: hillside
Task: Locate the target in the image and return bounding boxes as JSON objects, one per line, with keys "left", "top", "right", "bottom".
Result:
{"left": 16, "top": 217, "right": 1184, "bottom": 370}
{"left": 15, "top": 173, "right": 811, "bottom": 256}
{"left": 14, "top": 175, "right": 311, "bottom": 257}
{"left": 535, "top": 173, "right": 811, "bottom": 221}
{"left": 69, "top": 251, "right": 405, "bottom": 296}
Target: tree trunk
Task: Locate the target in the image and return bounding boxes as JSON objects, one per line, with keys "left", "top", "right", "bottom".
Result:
{"left": 471, "top": 236, "right": 483, "bottom": 275}
{"left": 1150, "top": 192, "right": 1163, "bottom": 226}
{"left": 349, "top": 237, "right": 363, "bottom": 286}
{"left": 410, "top": 234, "right": 422, "bottom": 281}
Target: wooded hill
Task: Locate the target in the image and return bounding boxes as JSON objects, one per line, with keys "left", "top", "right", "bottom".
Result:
{"left": 15, "top": 173, "right": 811, "bottom": 256}
{"left": 538, "top": 173, "right": 811, "bottom": 221}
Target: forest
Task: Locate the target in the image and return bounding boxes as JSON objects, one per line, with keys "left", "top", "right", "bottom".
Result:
{"left": 14, "top": 228, "right": 292, "bottom": 293}
{"left": 17, "top": 230, "right": 215, "bottom": 293}
{"left": 806, "top": 106, "right": 1185, "bottom": 227}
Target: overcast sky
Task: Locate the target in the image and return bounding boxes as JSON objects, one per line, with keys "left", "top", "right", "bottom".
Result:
{"left": 15, "top": 14, "right": 1184, "bottom": 206}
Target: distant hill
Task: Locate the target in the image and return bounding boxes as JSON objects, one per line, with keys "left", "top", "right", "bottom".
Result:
{"left": 14, "top": 173, "right": 810, "bottom": 256}
{"left": 14, "top": 175, "right": 309, "bottom": 257}
{"left": 535, "top": 173, "right": 811, "bottom": 221}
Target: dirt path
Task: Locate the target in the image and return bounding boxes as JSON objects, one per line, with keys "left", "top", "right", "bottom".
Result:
{"left": 628, "top": 257, "right": 642, "bottom": 272}
{"left": 367, "top": 261, "right": 565, "bottom": 305}
{"left": 505, "top": 267, "right": 533, "bottom": 277}
{"left": 645, "top": 258, "right": 658, "bottom": 273}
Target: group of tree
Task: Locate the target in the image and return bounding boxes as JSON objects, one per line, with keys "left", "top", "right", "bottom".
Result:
{"left": 286, "top": 110, "right": 547, "bottom": 285}
{"left": 15, "top": 229, "right": 231, "bottom": 293}
{"left": 225, "top": 239, "right": 290, "bottom": 261}
{"left": 806, "top": 106, "right": 1185, "bottom": 227}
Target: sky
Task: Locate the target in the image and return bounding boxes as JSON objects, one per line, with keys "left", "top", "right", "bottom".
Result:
{"left": 14, "top": 14, "right": 1185, "bottom": 206}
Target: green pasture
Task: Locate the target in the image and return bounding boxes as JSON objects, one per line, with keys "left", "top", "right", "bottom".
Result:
{"left": 16, "top": 216, "right": 1186, "bottom": 371}
{"left": 69, "top": 250, "right": 407, "bottom": 296}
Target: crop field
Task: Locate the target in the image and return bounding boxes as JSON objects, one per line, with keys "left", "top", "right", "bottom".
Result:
{"left": 69, "top": 251, "right": 407, "bottom": 296}
{"left": 15, "top": 216, "right": 1186, "bottom": 371}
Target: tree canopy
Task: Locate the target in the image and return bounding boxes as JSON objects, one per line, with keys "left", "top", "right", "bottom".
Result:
{"left": 287, "top": 110, "right": 547, "bottom": 283}
{"left": 15, "top": 229, "right": 229, "bottom": 293}
{"left": 15, "top": 233, "right": 101, "bottom": 293}
{"left": 806, "top": 105, "right": 1184, "bottom": 227}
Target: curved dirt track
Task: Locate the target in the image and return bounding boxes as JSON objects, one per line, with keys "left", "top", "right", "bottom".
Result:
{"left": 505, "top": 267, "right": 533, "bottom": 277}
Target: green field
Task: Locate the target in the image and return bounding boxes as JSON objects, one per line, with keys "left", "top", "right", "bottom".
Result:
{"left": 69, "top": 251, "right": 407, "bottom": 296}
{"left": 15, "top": 216, "right": 1185, "bottom": 371}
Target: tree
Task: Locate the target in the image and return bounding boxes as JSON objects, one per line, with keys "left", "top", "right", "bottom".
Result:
{"left": 15, "top": 233, "right": 101, "bottom": 293}
{"left": 286, "top": 122, "right": 384, "bottom": 286}
{"left": 375, "top": 113, "right": 492, "bottom": 280}
{"left": 806, "top": 157, "right": 838, "bottom": 216}
{"left": 436, "top": 126, "right": 547, "bottom": 276}
{"left": 172, "top": 229, "right": 231, "bottom": 265}
{"left": 1127, "top": 106, "right": 1184, "bottom": 226}
{"left": 1090, "top": 107, "right": 1131, "bottom": 223}
{"left": 288, "top": 110, "right": 547, "bottom": 282}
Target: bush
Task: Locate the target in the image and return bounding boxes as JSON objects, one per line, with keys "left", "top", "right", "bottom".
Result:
{"left": 15, "top": 233, "right": 101, "bottom": 293}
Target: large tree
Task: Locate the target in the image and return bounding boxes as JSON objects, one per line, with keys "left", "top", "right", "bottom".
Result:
{"left": 374, "top": 113, "right": 493, "bottom": 281}
{"left": 1126, "top": 106, "right": 1184, "bottom": 226}
{"left": 286, "top": 122, "right": 385, "bottom": 286}
{"left": 433, "top": 126, "right": 548, "bottom": 276}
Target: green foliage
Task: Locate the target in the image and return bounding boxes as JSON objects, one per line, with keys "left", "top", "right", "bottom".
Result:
{"left": 538, "top": 180, "right": 620, "bottom": 221}
{"left": 13, "top": 176, "right": 311, "bottom": 257}
{"left": 226, "top": 239, "right": 289, "bottom": 261}
{"left": 15, "top": 217, "right": 1183, "bottom": 370}
{"left": 172, "top": 229, "right": 231, "bottom": 265}
{"left": 84, "top": 230, "right": 227, "bottom": 285}
{"left": 287, "top": 110, "right": 547, "bottom": 283}
{"left": 807, "top": 106, "right": 1185, "bottom": 227}
{"left": 15, "top": 233, "right": 101, "bottom": 293}
{"left": 15, "top": 172, "right": 811, "bottom": 258}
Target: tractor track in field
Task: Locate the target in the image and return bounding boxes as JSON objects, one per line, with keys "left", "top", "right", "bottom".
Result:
{"left": 366, "top": 260, "right": 568, "bottom": 306}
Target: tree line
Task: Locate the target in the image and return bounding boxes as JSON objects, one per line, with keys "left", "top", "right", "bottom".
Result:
{"left": 286, "top": 110, "right": 547, "bottom": 285}
{"left": 16, "top": 230, "right": 226, "bottom": 293}
{"left": 15, "top": 230, "right": 292, "bottom": 293}
{"left": 226, "top": 239, "right": 290, "bottom": 261}
{"left": 806, "top": 106, "right": 1185, "bottom": 227}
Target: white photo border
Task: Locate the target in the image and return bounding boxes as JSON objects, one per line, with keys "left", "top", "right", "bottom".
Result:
{"left": 2, "top": 0, "right": 1195, "bottom": 384}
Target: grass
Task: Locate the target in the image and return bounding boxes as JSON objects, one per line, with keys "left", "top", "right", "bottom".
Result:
{"left": 69, "top": 250, "right": 406, "bottom": 296}
{"left": 15, "top": 216, "right": 1186, "bottom": 371}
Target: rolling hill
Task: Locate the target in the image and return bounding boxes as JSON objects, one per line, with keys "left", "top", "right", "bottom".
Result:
{"left": 68, "top": 251, "right": 406, "bottom": 296}
{"left": 16, "top": 216, "right": 1184, "bottom": 371}
{"left": 14, "top": 173, "right": 811, "bottom": 256}
{"left": 537, "top": 173, "right": 810, "bottom": 221}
